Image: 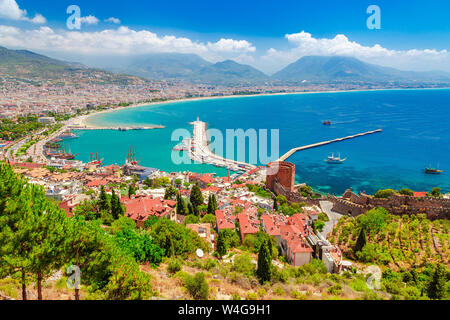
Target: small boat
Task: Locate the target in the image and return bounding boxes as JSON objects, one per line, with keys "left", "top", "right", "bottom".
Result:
{"left": 325, "top": 153, "right": 346, "bottom": 164}
{"left": 323, "top": 120, "right": 332, "bottom": 125}
{"left": 425, "top": 168, "right": 443, "bottom": 174}
{"left": 58, "top": 129, "right": 78, "bottom": 139}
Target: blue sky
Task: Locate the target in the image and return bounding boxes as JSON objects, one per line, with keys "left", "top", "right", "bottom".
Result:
{"left": 0, "top": 0, "right": 449, "bottom": 73}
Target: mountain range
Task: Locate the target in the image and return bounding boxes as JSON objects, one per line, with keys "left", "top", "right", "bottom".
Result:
{"left": 103, "top": 53, "right": 450, "bottom": 85}
{"left": 0, "top": 46, "right": 148, "bottom": 85}
{"left": 1, "top": 45, "right": 449, "bottom": 86}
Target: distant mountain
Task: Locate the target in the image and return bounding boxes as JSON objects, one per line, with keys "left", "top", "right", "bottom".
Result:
{"left": 193, "top": 60, "right": 269, "bottom": 85}
{"left": 111, "top": 53, "right": 269, "bottom": 85}
{"left": 0, "top": 46, "right": 147, "bottom": 85}
{"left": 125, "top": 53, "right": 213, "bottom": 79}
{"left": 272, "top": 55, "right": 450, "bottom": 83}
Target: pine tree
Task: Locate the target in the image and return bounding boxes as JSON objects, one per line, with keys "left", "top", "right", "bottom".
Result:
{"left": 28, "top": 185, "right": 68, "bottom": 300}
{"left": 427, "top": 263, "right": 447, "bottom": 300}
{"left": 216, "top": 230, "right": 227, "bottom": 257}
{"left": 190, "top": 183, "right": 204, "bottom": 208}
{"left": 128, "top": 184, "right": 136, "bottom": 198}
{"left": 256, "top": 240, "right": 272, "bottom": 283}
{"left": 188, "top": 203, "right": 194, "bottom": 216}
{"left": 354, "top": 227, "right": 367, "bottom": 253}
{"left": 273, "top": 199, "right": 278, "bottom": 211}
{"left": 207, "top": 195, "right": 214, "bottom": 215}
{"left": 266, "top": 238, "right": 273, "bottom": 259}
{"left": 98, "top": 185, "right": 110, "bottom": 212}
{"left": 176, "top": 194, "right": 188, "bottom": 216}
{"left": 212, "top": 194, "right": 218, "bottom": 213}
{"left": 65, "top": 216, "right": 105, "bottom": 300}
{"left": 111, "top": 189, "right": 124, "bottom": 220}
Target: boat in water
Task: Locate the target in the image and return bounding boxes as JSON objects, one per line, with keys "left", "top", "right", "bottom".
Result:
{"left": 323, "top": 120, "right": 332, "bottom": 125}
{"left": 425, "top": 168, "right": 443, "bottom": 174}
{"left": 44, "top": 143, "right": 78, "bottom": 160}
{"left": 325, "top": 153, "right": 346, "bottom": 164}
{"left": 58, "top": 129, "right": 78, "bottom": 139}
{"left": 88, "top": 152, "right": 104, "bottom": 166}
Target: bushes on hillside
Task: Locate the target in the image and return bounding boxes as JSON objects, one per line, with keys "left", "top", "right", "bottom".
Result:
{"left": 150, "top": 218, "right": 209, "bottom": 257}
{"left": 184, "top": 272, "right": 209, "bottom": 300}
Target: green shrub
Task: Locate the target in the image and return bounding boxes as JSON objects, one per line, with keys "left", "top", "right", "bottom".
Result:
{"left": 203, "top": 258, "right": 218, "bottom": 271}
{"left": 245, "top": 292, "right": 258, "bottom": 300}
{"left": 232, "top": 253, "right": 255, "bottom": 277}
{"left": 290, "top": 290, "right": 306, "bottom": 300}
{"left": 232, "top": 293, "right": 241, "bottom": 300}
{"left": 273, "top": 286, "right": 285, "bottom": 296}
{"left": 327, "top": 283, "right": 343, "bottom": 295}
{"left": 184, "top": 272, "right": 209, "bottom": 300}
{"left": 374, "top": 189, "right": 396, "bottom": 199}
{"left": 167, "top": 258, "right": 182, "bottom": 274}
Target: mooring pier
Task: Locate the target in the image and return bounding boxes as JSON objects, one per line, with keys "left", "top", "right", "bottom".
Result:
{"left": 189, "top": 119, "right": 257, "bottom": 171}
{"left": 277, "top": 129, "right": 383, "bottom": 161}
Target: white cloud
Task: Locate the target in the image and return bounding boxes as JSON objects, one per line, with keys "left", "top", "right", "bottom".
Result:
{"left": 79, "top": 15, "right": 99, "bottom": 25}
{"left": 260, "top": 31, "right": 450, "bottom": 74}
{"left": 0, "top": 25, "right": 255, "bottom": 63}
{"left": 0, "top": 0, "right": 46, "bottom": 24}
{"left": 207, "top": 38, "right": 255, "bottom": 53}
{"left": 105, "top": 17, "right": 121, "bottom": 24}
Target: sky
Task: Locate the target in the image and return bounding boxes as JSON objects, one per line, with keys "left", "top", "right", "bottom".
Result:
{"left": 0, "top": 0, "right": 449, "bottom": 74}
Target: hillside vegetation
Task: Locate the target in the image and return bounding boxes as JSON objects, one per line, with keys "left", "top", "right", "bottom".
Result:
{"left": 329, "top": 208, "right": 449, "bottom": 300}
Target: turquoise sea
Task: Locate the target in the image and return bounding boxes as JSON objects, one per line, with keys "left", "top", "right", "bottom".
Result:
{"left": 65, "top": 89, "right": 450, "bottom": 196}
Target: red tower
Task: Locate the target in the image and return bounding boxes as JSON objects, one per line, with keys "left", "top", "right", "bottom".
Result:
{"left": 266, "top": 161, "right": 295, "bottom": 192}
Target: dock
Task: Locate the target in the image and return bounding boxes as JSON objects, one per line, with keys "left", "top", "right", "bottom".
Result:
{"left": 69, "top": 125, "right": 165, "bottom": 131}
{"left": 277, "top": 129, "right": 383, "bottom": 161}
{"left": 188, "top": 119, "right": 257, "bottom": 171}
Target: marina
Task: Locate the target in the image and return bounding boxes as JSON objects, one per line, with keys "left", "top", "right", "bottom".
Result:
{"left": 187, "top": 118, "right": 257, "bottom": 172}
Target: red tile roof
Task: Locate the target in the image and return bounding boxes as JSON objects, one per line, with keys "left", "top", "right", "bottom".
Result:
{"left": 238, "top": 212, "right": 260, "bottom": 240}
{"left": 287, "top": 214, "right": 313, "bottom": 237}
{"left": 121, "top": 196, "right": 176, "bottom": 222}
{"left": 216, "top": 210, "right": 235, "bottom": 230}
{"left": 85, "top": 179, "right": 109, "bottom": 188}
{"left": 199, "top": 173, "right": 215, "bottom": 185}
{"left": 414, "top": 192, "right": 427, "bottom": 198}
{"left": 280, "top": 225, "right": 313, "bottom": 254}
{"left": 261, "top": 214, "right": 283, "bottom": 236}
{"left": 202, "top": 186, "right": 221, "bottom": 194}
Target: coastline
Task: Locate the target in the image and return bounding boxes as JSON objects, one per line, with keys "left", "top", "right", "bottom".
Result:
{"left": 81, "top": 87, "right": 450, "bottom": 128}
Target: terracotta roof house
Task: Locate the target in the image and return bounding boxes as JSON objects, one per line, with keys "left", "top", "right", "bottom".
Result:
{"left": 85, "top": 179, "right": 109, "bottom": 188}
{"left": 279, "top": 224, "right": 313, "bottom": 267}
{"left": 237, "top": 212, "right": 260, "bottom": 241}
{"left": 216, "top": 209, "right": 235, "bottom": 231}
{"left": 121, "top": 195, "right": 177, "bottom": 228}
{"left": 287, "top": 214, "right": 314, "bottom": 237}
{"left": 194, "top": 173, "right": 216, "bottom": 188}
{"left": 261, "top": 214, "right": 286, "bottom": 239}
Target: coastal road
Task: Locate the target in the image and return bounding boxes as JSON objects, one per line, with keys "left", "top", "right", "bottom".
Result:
{"left": 319, "top": 200, "right": 343, "bottom": 238}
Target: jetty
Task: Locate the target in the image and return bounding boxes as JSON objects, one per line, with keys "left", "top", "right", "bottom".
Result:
{"left": 277, "top": 129, "right": 382, "bottom": 161}
{"left": 188, "top": 119, "right": 256, "bottom": 171}
{"left": 69, "top": 125, "right": 165, "bottom": 131}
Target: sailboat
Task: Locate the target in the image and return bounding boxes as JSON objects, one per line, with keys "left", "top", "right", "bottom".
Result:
{"left": 325, "top": 153, "right": 347, "bottom": 164}
{"left": 425, "top": 163, "right": 443, "bottom": 174}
